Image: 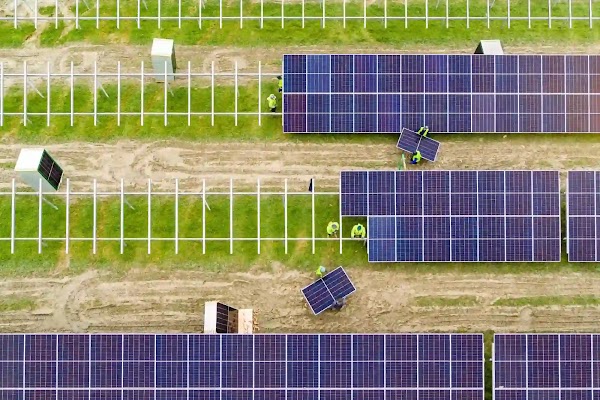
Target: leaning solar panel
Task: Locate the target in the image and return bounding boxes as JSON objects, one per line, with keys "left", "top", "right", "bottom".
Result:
{"left": 397, "top": 128, "right": 440, "bottom": 161}
{"left": 340, "top": 170, "right": 561, "bottom": 262}
{"left": 283, "top": 54, "right": 600, "bottom": 133}
{"left": 0, "top": 333, "right": 485, "bottom": 400}
{"left": 494, "top": 334, "right": 600, "bottom": 400}
{"left": 567, "top": 171, "right": 600, "bottom": 261}
{"left": 301, "top": 266, "right": 355, "bottom": 314}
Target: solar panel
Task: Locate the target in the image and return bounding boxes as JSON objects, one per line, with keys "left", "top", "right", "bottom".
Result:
{"left": 0, "top": 333, "right": 484, "bottom": 400}
{"left": 567, "top": 171, "right": 598, "bottom": 261}
{"left": 301, "top": 266, "right": 356, "bottom": 315}
{"left": 494, "top": 334, "right": 598, "bottom": 400}
{"left": 283, "top": 54, "right": 600, "bottom": 133}
{"left": 396, "top": 128, "right": 440, "bottom": 162}
{"left": 340, "top": 170, "right": 561, "bottom": 262}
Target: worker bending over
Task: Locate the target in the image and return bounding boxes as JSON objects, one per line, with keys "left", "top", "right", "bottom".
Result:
{"left": 267, "top": 94, "right": 277, "bottom": 112}
{"left": 327, "top": 221, "right": 340, "bottom": 238}
{"left": 277, "top": 76, "right": 283, "bottom": 93}
{"left": 417, "top": 126, "right": 429, "bottom": 137}
{"left": 351, "top": 224, "right": 366, "bottom": 239}
{"left": 411, "top": 150, "right": 422, "bottom": 164}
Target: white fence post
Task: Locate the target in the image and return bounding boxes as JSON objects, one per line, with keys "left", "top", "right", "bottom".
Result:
{"left": 219, "top": 0, "right": 222, "bottom": 28}
{"left": 147, "top": 179, "right": 151, "bottom": 255}
{"left": 94, "top": 61, "right": 98, "bottom": 126}
{"left": 311, "top": 178, "right": 315, "bottom": 254}
{"left": 141, "top": 61, "right": 145, "bottom": 126}
{"left": 117, "top": 0, "right": 120, "bottom": 28}
{"left": 76, "top": 0, "right": 80, "bottom": 29}
{"left": 234, "top": 61, "right": 238, "bottom": 126}
{"left": 93, "top": 179, "right": 97, "bottom": 254}
{"left": 240, "top": 0, "right": 243, "bottom": 28}
{"left": 13, "top": 0, "right": 17, "bottom": 28}
{"left": 70, "top": 61, "right": 74, "bottom": 127}
{"left": 10, "top": 179, "right": 15, "bottom": 254}
{"left": 211, "top": 61, "right": 215, "bottom": 126}
{"left": 257, "top": 179, "right": 261, "bottom": 255}
{"left": 284, "top": 179, "right": 288, "bottom": 254}
{"left": 202, "top": 179, "right": 206, "bottom": 255}
{"left": 158, "top": 0, "right": 161, "bottom": 28}
{"left": 137, "top": 0, "right": 141, "bottom": 28}
{"left": 229, "top": 178, "right": 233, "bottom": 255}
{"left": 23, "top": 61, "right": 27, "bottom": 126}
{"left": 118, "top": 61, "right": 121, "bottom": 126}
{"left": 188, "top": 61, "right": 191, "bottom": 126}
{"left": 164, "top": 60, "right": 168, "bottom": 126}
{"left": 179, "top": 0, "right": 182, "bottom": 28}
{"left": 120, "top": 178, "right": 125, "bottom": 254}
{"left": 66, "top": 179, "right": 70, "bottom": 254}
{"left": 281, "top": 0, "right": 284, "bottom": 28}
{"left": 47, "top": 62, "right": 50, "bottom": 126}
{"left": 38, "top": 178, "right": 42, "bottom": 254}
{"left": 96, "top": 0, "right": 100, "bottom": 29}
{"left": 175, "top": 179, "right": 179, "bottom": 254}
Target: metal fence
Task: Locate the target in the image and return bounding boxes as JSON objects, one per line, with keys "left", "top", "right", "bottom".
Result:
{"left": 2, "top": 0, "right": 598, "bottom": 29}
{"left": 4, "top": 178, "right": 354, "bottom": 255}
{"left": 0, "top": 61, "right": 281, "bottom": 127}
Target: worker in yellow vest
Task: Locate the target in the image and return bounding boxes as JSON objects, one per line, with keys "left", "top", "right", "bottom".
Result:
{"left": 267, "top": 94, "right": 277, "bottom": 112}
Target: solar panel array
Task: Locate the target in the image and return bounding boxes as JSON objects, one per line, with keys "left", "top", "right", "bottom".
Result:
{"left": 494, "top": 334, "right": 600, "bottom": 400}
{"left": 567, "top": 171, "right": 600, "bottom": 262}
{"left": 396, "top": 128, "right": 440, "bottom": 162}
{"left": 301, "top": 266, "right": 356, "bottom": 315}
{"left": 0, "top": 333, "right": 484, "bottom": 400}
{"left": 340, "top": 170, "right": 561, "bottom": 262}
{"left": 283, "top": 54, "right": 600, "bottom": 133}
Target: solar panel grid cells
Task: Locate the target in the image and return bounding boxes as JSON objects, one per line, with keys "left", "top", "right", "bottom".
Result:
{"left": 494, "top": 334, "right": 599, "bottom": 400}
{"left": 340, "top": 171, "right": 368, "bottom": 216}
{"left": 284, "top": 54, "right": 600, "bottom": 133}
{"left": 354, "top": 170, "right": 561, "bottom": 262}
{"left": 567, "top": 171, "right": 598, "bottom": 262}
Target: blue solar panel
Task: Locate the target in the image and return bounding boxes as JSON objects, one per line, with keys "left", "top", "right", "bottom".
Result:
{"left": 284, "top": 54, "right": 600, "bottom": 133}
{"left": 567, "top": 171, "right": 600, "bottom": 261}
{"left": 342, "top": 170, "right": 561, "bottom": 262}
{"left": 301, "top": 267, "right": 356, "bottom": 315}
{"left": 397, "top": 128, "right": 441, "bottom": 162}
{"left": 494, "top": 334, "right": 599, "bottom": 400}
{"left": 1, "top": 334, "right": 484, "bottom": 400}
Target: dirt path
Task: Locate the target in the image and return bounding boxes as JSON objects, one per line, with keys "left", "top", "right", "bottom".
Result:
{"left": 0, "top": 136, "right": 597, "bottom": 191}
{"left": 3, "top": 267, "right": 600, "bottom": 333}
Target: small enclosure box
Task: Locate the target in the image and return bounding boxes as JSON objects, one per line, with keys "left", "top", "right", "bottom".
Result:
{"left": 151, "top": 38, "right": 176, "bottom": 82}
{"left": 474, "top": 40, "right": 504, "bottom": 55}
{"left": 14, "top": 148, "right": 64, "bottom": 192}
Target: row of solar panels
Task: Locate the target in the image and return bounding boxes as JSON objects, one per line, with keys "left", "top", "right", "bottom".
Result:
{"left": 282, "top": 54, "right": 600, "bottom": 133}
{"left": 0, "top": 334, "right": 597, "bottom": 399}
{"left": 340, "top": 170, "right": 600, "bottom": 262}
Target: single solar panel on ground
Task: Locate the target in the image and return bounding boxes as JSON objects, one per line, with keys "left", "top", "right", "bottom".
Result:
{"left": 494, "top": 334, "right": 599, "bottom": 400}
{"left": 0, "top": 333, "right": 484, "bottom": 400}
{"left": 283, "top": 54, "right": 600, "bottom": 133}
{"left": 301, "top": 266, "right": 356, "bottom": 314}
{"left": 396, "top": 128, "right": 440, "bottom": 161}
{"left": 340, "top": 170, "right": 561, "bottom": 262}
{"left": 567, "top": 171, "right": 599, "bottom": 261}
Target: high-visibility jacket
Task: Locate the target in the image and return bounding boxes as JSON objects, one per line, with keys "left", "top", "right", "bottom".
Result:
{"left": 418, "top": 126, "right": 429, "bottom": 137}
{"left": 316, "top": 266, "right": 326, "bottom": 277}
{"left": 278, "top": 79, "right": 283, "bottom": 90}
{"left": 412, "top": 151, "right": 422, "bottom": 163}
{"left": 327, "top": 222, "right": 339, "bottom": 235}
{"left": 268, "top": 97, "right": 277, "bottom": 108}
{"left": 351, "top": 224, "right": 366, "bottom": 238}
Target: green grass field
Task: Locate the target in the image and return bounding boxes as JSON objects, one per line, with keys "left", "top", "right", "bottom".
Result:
{"left": 2, "top": 0, "right": 600, "bottom": 47}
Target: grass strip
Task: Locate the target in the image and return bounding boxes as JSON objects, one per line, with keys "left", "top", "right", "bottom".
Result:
{"left": 492, "top": 295, "right": 600, "bottom": 307}
{"left": 1, "top": 0, "right": 600, "bottom": 48}
{"left": 413, "top": 295, "right": 480, "bottom": 307}
{"left": 0, "top": 296, "right": 37, "bottom": 312}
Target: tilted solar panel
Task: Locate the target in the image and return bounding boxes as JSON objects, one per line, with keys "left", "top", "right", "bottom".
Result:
{"left": 494, "top": 334, "right": 599, "bottom": 400}
{"left": 567, "top": 171, "right": 599, "bottom": 261}
{"left": 341, "top": 170, "right": 561, "bottom": 263}
{"left": 301, "top": 266, "right": 356, "bottom": 314}
{"left": 0, "top": 333, "right": 484, "bottom": 400}
{"left": 396, "top": 128, "right": 441, "bottom": 162}
{"left": 283, "top": 54, "right": 600, "bottom": 133}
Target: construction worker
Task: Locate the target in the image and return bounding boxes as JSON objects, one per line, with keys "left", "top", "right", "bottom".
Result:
{"left": 327, "top": 221, "right": 340, "bottom": 238}
{"left": 417, "top": 126, "right": 429, "bottom": 137}
{"left": 315, "top": 266, "right": 326, "bottom": 278}
{"left": 411, "top": 150, "right": 422, "bottom": 165}
{"left": 351, "top": 223, "right": 366, "bottom": 239}
{"left": 267, "top": 94, "right": 277, "bottom": 112}
{"left": 331, "top": 298, "right": 346, "bottom": 311}
{"left": 277, "top": 75, "right": 283, "bottom": 93}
